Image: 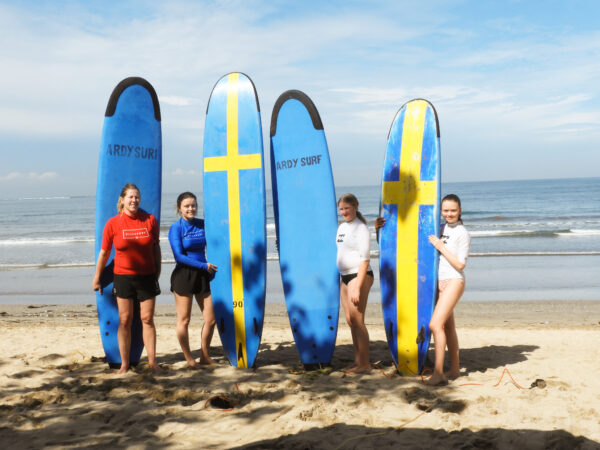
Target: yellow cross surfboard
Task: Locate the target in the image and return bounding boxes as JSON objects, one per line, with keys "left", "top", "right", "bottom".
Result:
{"left": 379, "top": 99, "right": 441, "bottom": 375}
{"left": 203, "top": 72, "right": 266, "bottom": 368}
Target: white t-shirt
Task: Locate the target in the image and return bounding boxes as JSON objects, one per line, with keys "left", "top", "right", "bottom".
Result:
{"left": 336, "top": 217, "right": 372, "bottom": 275}
{"left": 438, "top": 221, "right": 471, "bottom": 280}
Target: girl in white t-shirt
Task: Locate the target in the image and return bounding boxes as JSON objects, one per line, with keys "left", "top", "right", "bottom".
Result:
{"left": 336, "top": 193, "right": 374, "bottom": 373}
{"left": 425, "top": 194, "right": 471, "bottom": 385}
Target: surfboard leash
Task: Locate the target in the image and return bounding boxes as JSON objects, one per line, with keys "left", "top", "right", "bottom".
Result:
{"left": 459, "top": 367, "right": 528, "bottom": 390}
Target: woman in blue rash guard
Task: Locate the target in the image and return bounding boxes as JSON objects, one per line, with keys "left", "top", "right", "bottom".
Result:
{"left": 168, "top": 192, "right": 218, "bottom": 367}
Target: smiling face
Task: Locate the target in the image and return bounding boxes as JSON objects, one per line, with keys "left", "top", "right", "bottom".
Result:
{"left": 179, "top": 197, "right": 197, "bottom": 220}
{"left": 121, "top": 188, "right": 140, "bottom": 216}
{"left": 338, "top": 201, "right": 357, "bottom": 222}
{"left": 441, "top": 199, "right": 461, "bottom": 224}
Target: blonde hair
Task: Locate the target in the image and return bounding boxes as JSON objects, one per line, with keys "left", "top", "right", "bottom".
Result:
{"left": 117, "top": 183, "right": 140, "bottom": 213}
{"left": 338, "top": 193, "right": 367, "bottom": 224}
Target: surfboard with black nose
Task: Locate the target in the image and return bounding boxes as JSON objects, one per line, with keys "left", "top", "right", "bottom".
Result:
{"left": 95, "top": 77, "right": 162, "bottom": 368}
{"left": 270, "top": 90, "right": 339, "bottom": 368}
{"left": 203, "top": 72, "right": 266, "bottom": 368}
{"left": 379, "top": 99, "right": 440, "bottom": 375}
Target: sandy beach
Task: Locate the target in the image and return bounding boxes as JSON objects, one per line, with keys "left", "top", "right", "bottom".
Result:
{"left": 1, "top": 301, "right": 599, "bottom": 449}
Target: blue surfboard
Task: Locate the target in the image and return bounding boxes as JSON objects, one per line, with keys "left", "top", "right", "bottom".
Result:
{"left": 379, "top": 99, "right": 440, "bottom": 375}
{"left": 270, "top": 90, "right": 339, "bottom": 368}
{"left": 95, "top": 77, "right": 162, "bottom": 367}
{"left": 203, "top": 72, "right": 266, "bottom": 369}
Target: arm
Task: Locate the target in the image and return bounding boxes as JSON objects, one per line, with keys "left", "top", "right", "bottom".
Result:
{"left": 349, "top": 260, "right": 370, "bottom": 306}
{"left": 153, "top": 243, "right": 161, "bottom": 278}
{"left": 92, "top": 249, "right": 109, "bottom": 294}
{"left": 168, "top": 223, "right": 209, "bottom": 271}
{"left": 428, "top": 235, "right": 467, "bottom": 272}
{"left": 374, "top": 216, "right": 385, "bottom": 243}
{"left": 349, "top": 223, "right": 371, "bottom": 305}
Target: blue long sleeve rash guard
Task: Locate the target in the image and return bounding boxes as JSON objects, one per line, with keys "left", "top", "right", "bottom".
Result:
{"left": 168, "top": 217, "right": 210, "bottom": 272}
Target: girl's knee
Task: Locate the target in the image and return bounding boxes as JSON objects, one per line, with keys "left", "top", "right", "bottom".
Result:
{"left": 177, "top": 315, "right": 191, "bottom": 328}
{"left": 140, "top": 313, "right": 155, "bottom": 327}
{"left": 119, "top": 313, "right": 133, "bottom": 327}
{"left": 429, "top": 321, "right": 443, "bottom": 334}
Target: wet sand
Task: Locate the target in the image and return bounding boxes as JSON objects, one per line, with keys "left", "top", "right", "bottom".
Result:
{"left": 0, "top": 301, "right": 599, "bottom": 449}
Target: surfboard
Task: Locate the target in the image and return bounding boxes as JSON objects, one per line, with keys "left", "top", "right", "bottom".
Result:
{"left": 95, "top": 77, "right": 162, "bottom": 368}
{"left": 379, "top": 98, "right": 440, "bottom": 375}
{"left": 270, "top": 90, "right": 339, "bottom": 368}
{"left": 203, "top": 72, "right": 266, "bottom": 369}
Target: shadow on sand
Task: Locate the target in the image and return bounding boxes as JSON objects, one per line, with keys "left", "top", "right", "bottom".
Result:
{"left": 235, "top": 424, "right": 597, "bottom": 450}
{"left": 0, "top": 337, "right": 546, "bottom": 448}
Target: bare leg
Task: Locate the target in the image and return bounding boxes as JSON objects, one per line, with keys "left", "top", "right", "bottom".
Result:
{"left": 424, "top": 279, "right": 464, "bottom": 385}
{"left": 444, "top": 312, "right": 460, "bottom": 379}
{"left": 340, "top": 283, "right": 358, "bottom": 369}
{"left": 343, "top": 275, "right": 373, "bottom": 373}
{"left": 197, "top": 292, "right": 216, "bottom": 365}
{"left": 174, "top": 293, "right": 198, "bottom": 367}
{"left": 116, "top": 297, "right": 134, "bottom": 374}
{"left": 140, "top": 297, "right": 163, "bottom": 373}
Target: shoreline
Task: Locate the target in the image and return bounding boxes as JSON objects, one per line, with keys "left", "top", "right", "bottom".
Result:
{"left": 2, "top": 300, "right": 599, "bottom": 329}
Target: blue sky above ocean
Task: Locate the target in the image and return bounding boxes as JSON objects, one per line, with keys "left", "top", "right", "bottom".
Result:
{"left": 1, "top": 0, "right": 600, "bottom": 197}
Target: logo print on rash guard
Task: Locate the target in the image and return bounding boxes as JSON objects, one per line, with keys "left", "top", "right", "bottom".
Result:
{"left": 123, "top": 228, "right": 150, "bottom": 239}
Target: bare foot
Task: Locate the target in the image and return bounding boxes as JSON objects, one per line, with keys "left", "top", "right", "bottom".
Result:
{"left": 117, "top": 365, "right": 129, "bottom": 374}
{"left": 199, "top": 356, "right": 216, "bottom": 365}
{"left": 186, "top": 360, "right": 201, "bottom": 369}
{"left": 346, "top": 364, "right": 372, "bottom": 374}
{"left": 445, "top": 370, "right": 461, "bottom": 380}
{"left": 423, "top": 373, "right": 448, "bottom": 386}
{"left": 149, "top": 363, "right": 166, "bottom": 374}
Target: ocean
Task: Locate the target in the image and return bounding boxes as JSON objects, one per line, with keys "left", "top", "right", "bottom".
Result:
{"left": 0, "top": 177, "right": 598, "bottom": 304}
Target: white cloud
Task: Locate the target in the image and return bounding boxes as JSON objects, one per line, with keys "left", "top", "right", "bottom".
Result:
{"left": 171, "top": 169, "right": 197, "bottom": 176}
{"left": 0, "top": 171, "right": 58, "bottom": 182}
{"left": 160, "top": 96, "right": 192, "bottom": 106}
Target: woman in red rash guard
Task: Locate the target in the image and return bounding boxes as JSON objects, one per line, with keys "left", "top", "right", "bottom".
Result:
{"left": 92, "top": 183, "right": 163, "bottom": 374}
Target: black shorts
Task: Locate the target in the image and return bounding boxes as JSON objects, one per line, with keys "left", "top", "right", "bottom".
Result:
{"left": 170, "top": 265, "right": 211, "bottom": 296}
{"left": 340, "top": 271, "right": 374, "bottom": 286}
{"left": 113, "top": 274, "right": 160, "bottom": 301}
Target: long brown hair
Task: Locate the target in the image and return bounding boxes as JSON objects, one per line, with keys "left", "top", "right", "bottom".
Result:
{"left": 338, "top": 193, "right": 367, "bottom": 224}
{"left": 117, "top": 183, "right": 140, "bottom": 213}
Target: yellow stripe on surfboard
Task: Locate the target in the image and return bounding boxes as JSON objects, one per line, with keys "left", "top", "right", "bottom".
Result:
{"left": 381, "top": 100, "right": 436, "bottom": 374}
{"left": 203, "top": 73, "right": 262, "bottom": 368}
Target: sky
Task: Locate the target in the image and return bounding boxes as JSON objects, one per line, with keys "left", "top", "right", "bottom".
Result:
{"left": 1, "top": 0, "right": 599, "bottom": 198}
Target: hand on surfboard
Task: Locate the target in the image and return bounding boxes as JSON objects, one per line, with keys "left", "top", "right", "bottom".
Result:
{"left": 428, "top": 235, "right": 443, "bottom": 251}
{"left": 374, "top": 217, "right": 386, "bottom": 230}
{"left": 206, "top": 263, "right": 218, "bottom": 275}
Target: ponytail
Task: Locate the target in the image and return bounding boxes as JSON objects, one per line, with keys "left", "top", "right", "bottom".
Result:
{"left": 355, "top": 211, "right": 367, "bottom": 225}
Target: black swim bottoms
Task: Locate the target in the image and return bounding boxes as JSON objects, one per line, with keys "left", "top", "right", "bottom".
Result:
{"left": 113, "top": 274, "right": 160, "bottom": 301}
{"left": 170, "top": 265, "right": 211, "bottom": 296}
{"left": 340, "top": 270, "right": 374, "bottom": 286}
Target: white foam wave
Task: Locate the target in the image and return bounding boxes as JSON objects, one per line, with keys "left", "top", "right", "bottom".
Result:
{"left": 0, "top": 237, "right": 94, "bottom": 246}
{"left": 556, "top": 229, "right": 600, "bottom": 237}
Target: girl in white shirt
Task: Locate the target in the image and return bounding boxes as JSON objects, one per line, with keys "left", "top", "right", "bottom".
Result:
{"left": 336, "top": 193, "right": 374, "bottom": 373}
{"left": 426, "top": 194, "right": 471, "bottom": 385}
